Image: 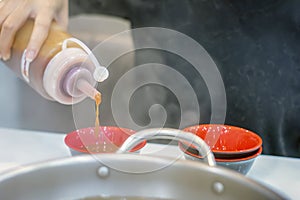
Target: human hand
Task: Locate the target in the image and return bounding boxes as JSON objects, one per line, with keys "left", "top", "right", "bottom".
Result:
{"left": 0, "top": 0, "right": 68, "bottom": 61}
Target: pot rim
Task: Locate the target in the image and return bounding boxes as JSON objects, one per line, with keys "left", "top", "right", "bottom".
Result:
{"left": 0, "top": 154, "right": 286, "bottom": 200}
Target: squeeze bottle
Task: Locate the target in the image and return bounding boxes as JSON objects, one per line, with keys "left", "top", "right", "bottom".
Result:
{"left": 3, "top": 20, "right": 109, "bottom": 105}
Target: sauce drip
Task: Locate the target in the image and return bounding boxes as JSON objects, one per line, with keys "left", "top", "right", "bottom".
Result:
{"left": 85, "top": 92, "right": 118, "bottom": 153}
{"left": 94, "top": 92, "right": 102, "bottom": 138}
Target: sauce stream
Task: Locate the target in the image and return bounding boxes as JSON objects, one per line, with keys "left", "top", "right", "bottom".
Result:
{"left": 94, "top": 92, "right": 102, "bottom": 138}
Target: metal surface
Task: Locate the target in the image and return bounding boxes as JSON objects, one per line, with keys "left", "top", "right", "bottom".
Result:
{"left": 117, "top": 128, "right": 216, "bottom": 166}
{"left": 0, "top": 154, "right": 286, "bottom": 200}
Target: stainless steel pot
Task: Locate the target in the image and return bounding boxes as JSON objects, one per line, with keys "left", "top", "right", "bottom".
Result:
{"left": 0, "top": 128, "right": 286, "bottom": 200}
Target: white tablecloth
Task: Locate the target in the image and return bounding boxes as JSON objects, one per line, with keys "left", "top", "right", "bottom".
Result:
{"left": 0, "top": 128, "right": 299, "bottom": 199}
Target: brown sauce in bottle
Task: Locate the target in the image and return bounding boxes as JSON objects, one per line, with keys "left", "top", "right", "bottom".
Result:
{"left": 4, "top": 20, "right": 80, "bottom": 100}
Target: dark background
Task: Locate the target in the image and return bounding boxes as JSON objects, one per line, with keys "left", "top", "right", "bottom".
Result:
{"left": 70, "top": 0, "right": 300, "bottom": 157}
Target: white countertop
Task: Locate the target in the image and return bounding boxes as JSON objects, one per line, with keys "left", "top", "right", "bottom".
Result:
{"left": 0, "top": 127, "right": 299, "bottom": 199}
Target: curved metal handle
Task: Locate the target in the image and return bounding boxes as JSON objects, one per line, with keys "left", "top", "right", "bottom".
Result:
{"left": 117, "top": 128, "right": 216, "bottom": 166}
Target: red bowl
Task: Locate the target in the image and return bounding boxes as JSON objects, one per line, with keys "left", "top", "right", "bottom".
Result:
{"left": 183, "top": 124, "right": 262, "bottom": 158}
{"left": 64, "top": 126, "right": 146, "bottom": 154}
{"left": 180, "top": 143, "right": 263, "bottom": 174}
{"left": 180, "top": 143, "right": 263, "bottom": 162}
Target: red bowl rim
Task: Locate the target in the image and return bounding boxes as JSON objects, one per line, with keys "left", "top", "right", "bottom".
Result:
{"left": 183, "top": 124, "right": 263, "bottom": 155}
{"left": 64, "top": 126, "right": 147, "bottom": 154}
{"left": 180, "top": 143, "right": 263, "bottom": 162}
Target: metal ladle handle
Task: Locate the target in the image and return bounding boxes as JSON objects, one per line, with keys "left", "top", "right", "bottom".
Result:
{"left": 117, "top": 128, "right": 216, "bottom": 166}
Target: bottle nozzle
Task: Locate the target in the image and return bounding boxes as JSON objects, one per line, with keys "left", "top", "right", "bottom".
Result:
{"left": 76, "top": 79, "right": 101, "bottom": 101}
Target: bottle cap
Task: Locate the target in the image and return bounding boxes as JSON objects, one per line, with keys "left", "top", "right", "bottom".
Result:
{"left": 93, "top": 67, "right": 109, "bottom": 82}
{"left": 62, "top": 38, "right": 109, "bottom": 83}
{"left": 43, "top": 48, "right": 96, "bottom": 105}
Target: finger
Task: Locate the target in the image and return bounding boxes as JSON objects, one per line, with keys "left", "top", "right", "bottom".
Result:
{"left": 54, "top": 0, "right": 69, "bottom": 31}
{"left": 0, "top": 8, "right": 30, "bottom": 60}
{"left": 55, "top": 13, "right": 68, "bottom": 31}
{"left": 0, "top": 0, "right": 16, "bottom": 25}
{"left": 0, "top": 0, "right": 5, "bottom": 10}
{"left": 25, "top": 11, "right": 53, "bottom": 61}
